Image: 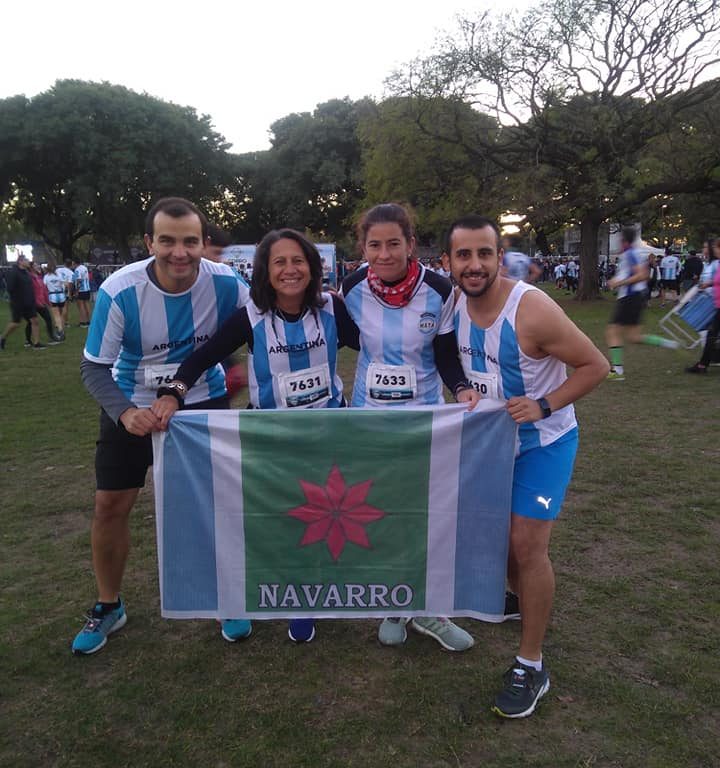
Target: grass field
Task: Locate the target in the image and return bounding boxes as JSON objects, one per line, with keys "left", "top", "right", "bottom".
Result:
{"left": 1, "top": 289, "right": 719, "bottom": 768}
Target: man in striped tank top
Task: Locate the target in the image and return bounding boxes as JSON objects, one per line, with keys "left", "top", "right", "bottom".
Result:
{"left": 442, "top": 215, "right": 609, "bottom": 719}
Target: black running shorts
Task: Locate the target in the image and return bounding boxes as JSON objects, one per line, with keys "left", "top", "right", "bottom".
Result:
{"left": 610, "top": 293, "right": 645, "bottom": 326}
{"left": 10, "top": 303, "right": 36, "bottom": 323}
{"left": 95, "top": 397, "right": 230, "bottom": 491}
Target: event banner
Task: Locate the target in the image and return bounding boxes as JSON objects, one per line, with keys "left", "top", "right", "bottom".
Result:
{"left": 152, "top": 404, "right": 517, "bottom": 620}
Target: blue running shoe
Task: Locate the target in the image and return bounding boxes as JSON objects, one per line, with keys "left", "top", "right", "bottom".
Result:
{"left": 72, "top": 600, "right": 127, "bottom": 655}
{"left": 288, "top": 619, "right": 316, "bottom": 643}
{"left": 221, "top": 619, "right": 252, "bottom": 642}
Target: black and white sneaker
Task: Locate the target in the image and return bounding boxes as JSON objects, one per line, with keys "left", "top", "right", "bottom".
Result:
{"left": 492, "top": 660, "right": 550, "bottom": 718}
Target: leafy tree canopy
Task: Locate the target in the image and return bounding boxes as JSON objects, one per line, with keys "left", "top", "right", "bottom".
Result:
{"left": 0, "top": 79, "right": 231, "bottom": 260}
{"left": 388, "top": 0, "right": 720, "bottom": 297}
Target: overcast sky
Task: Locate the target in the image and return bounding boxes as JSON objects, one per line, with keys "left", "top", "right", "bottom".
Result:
{"left": 2, "top": 0, "right": 518, "bottom": 153}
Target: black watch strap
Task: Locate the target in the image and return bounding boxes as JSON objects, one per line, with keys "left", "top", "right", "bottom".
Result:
{"left": 537, "top": 397, "right": 552, "bottom": 419}
{"left": 453, "top": 379, "right": 473, "bottom": 399}
{"left": 158, "top": 381, "right": 187, "bottom": 405}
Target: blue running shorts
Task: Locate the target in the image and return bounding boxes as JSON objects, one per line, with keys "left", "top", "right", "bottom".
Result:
{"left": 512, "top": 427, "right": 579, "bottom": 521}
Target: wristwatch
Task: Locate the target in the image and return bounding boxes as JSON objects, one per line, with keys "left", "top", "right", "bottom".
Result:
{"left": 536, "top": 397, "right": 552, "bottom": 419}
{"left": 157, "top": 380, "right": 188, "bottom": 405}
{"left": 453, "top": 379, "right": 473, "bottom": 400}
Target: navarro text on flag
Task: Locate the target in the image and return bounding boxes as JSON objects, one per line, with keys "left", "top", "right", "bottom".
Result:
{"left": 152, "top": 403, "right": 518, "bottom": 620}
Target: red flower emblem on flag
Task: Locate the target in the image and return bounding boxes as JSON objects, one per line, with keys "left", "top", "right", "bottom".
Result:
{"left": 288, "top": 464, "right": 386, "bottom": 561}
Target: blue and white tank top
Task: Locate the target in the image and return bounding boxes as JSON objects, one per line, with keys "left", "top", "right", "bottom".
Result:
{"left": 454, "top": 281, "right": 577, "bottom": 453}
{"left": 84, "top": 257, "right": 249, "bottom": 407}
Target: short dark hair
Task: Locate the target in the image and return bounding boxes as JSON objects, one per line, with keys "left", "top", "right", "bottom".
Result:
{"left": 621, "top": 226, "right": 637, "bottom": 247}
{"left": 708, "top": 238, "right": 717, "bottom": 262}
{"left": 356, "top": 203, "right": 415, "bottom": 246}
{"left": 250, "top": 229, "right": 325, "bottom": 314}
{"left": 206, "top": 223, "right": 233, "bottom": 249}
{"left": 444, "top": 215, "right": 501, "bottom": 253}
{"left": 144, "top": 197, "right": 208, "bottom": 240}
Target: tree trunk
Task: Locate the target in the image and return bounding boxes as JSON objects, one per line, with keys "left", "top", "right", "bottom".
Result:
{"left": 576, "top": 216, "right": 601, "bottom": 301}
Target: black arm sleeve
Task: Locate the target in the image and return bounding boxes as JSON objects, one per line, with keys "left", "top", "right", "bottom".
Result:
{"left": 433, "top": 331, "right": 469, "bottom": 396}
{"left": 80, "top": 358, "right": 135, "bottom": 424}
{"left": 174, "top": 308, "right": 252, "bottom": 391}
{"left": 331, "top": 293, "right": 360, "bottom": 350}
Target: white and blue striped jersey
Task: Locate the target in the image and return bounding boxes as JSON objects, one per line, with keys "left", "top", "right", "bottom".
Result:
{"left": 173, "top": 293, "right": 355, "bottom": 409}
{"left": 74, "top": 264, "right": 91, "bottom": 292}
{"left": 660, "top": 254, "right": 681, "bottom": 281}
{"left": 342, "top": 264, "right": 454, "bottom": 407}
{"left": 84, "top": 257, "right": 250, "bottom": 407}
{"left": 44, "top": 272, "right": 67, "bottom": 303}
{"left": 57, "top": 266, "right": 74, "bottom": 286}
{"left": 454, "top": 282, "right": 577, "bottom": 453}
{"left": 503, "top": 251, "right": 532, "bottom": 281}
{"left": 245, "top": 295, "right": 345, "bottom": 409}
{"left": 616, "top": 248, "right": 647, "bottom": 298}
{"left": 700, "top": 259, "right": 720, "bottom": 292}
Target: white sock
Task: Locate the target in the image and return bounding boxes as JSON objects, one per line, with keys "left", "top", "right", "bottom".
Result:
{"left": 516, "top": 654, "right": 542, "bottom": 671}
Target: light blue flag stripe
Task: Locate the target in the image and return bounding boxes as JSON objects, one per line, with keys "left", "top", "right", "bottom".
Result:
{"left": 162, "top": 413, "right": 218, "bottom": 611}
{"left": 453, "top": 409, "right": 515, "bottom": 615}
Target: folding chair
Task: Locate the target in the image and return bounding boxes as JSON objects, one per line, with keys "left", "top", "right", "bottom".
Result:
{"left": 658, "top": 287, "right": 716, "bottom": 349}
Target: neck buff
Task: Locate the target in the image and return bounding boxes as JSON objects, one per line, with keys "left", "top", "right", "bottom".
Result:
{"left": 366, "top": 259, "right": 421, "bottom": 307}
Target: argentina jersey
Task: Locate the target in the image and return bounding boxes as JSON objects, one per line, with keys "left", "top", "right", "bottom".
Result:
{"left": 342, "top": 264, "right": 454, "bottom": 407}
{"left": 503, "top": 251, "right": 531, "bottom": 281}
{"left": 84, "top": 257, "right": 249, "bottom": 407}
{"left": 74, "top": 264, "right": 91, "bottom": 292}
{"left": 454, "top": 282, "right": 577, "bottom": 453}
{"left": 44, "top": 272, "right": 67, "bottom": 303}
{"left": 245, "top": 293, "right": 343, "bottom": 409}
{"left": 617, "top": 248, "right": 647, "bottom": 297}
{"left": 660, "top": 254, "right": 680, "bottom": 281}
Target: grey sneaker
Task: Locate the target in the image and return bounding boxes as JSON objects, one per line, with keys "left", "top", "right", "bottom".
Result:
{"left": 411, "top": 617, "right": 474, "bottom": 651}
{"left": 378, "top": 617, "right": 409, "bottom": 646}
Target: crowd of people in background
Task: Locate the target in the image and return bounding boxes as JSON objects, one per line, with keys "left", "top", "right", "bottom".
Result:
{"left": 0, "top": 257, "right": 104, "bottom": 349}
{"left": 2, "top": 236, "right": 718, "bottom": 364}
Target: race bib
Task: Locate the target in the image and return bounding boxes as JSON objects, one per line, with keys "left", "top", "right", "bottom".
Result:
{"left": 277, "top": 364, "right": 331, "bottom": 408}
{"left": 144, "top": 363, "right": 179, "bottom": 390}
{"left": 467, "top": 370, "right": 500, "bottom": 400}
{"left": 366, "top": 363, "right": 417, "bottom": 403}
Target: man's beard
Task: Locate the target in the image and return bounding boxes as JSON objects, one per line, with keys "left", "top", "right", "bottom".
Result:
{"left": 458, "top": 268, "right": 498, "bottom": 298}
